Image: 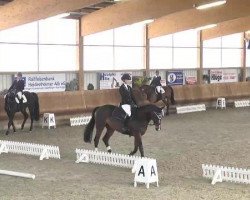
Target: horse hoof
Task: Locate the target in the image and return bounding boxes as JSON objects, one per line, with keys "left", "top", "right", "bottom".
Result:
{"left": 108, "top": 149, "right": 112, "bottom": 153}
{"left": 5, "top": 132, "right": 9, "bottom": 135}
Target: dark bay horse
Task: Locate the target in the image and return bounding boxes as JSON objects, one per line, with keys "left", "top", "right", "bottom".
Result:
{"left": 140, "top": 85, "right": 175, "bottom": 115}
{"left": 4, "top": 90, "right": 40, "bottom": 135}
{"left": 83, "top": 104, "right": 164, "bottom": 157}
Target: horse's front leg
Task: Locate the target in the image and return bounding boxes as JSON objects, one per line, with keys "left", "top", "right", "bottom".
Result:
{"left": 29, "top": 118, "right": 34, "bottom": 132}
{"left": 162, "top": 98, "right": 169, "bottom": 115}
{"left": 129, "top": 133, "right": 143, "bottom": 157}
{"left": 21, "top": 110, "right": 28, "bottom": 130}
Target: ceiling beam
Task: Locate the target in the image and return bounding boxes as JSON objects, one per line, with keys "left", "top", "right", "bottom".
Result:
{"left": 81, "top": 0, "right": 211, "bottom": 36}
{"left": 202, "top": 16, "right": 250, "bottom": 40}
{"left": 0, "top": 0, "right": 103, "bottom": 30}
{"left": 148, "top": 0, "right": 250, "bottom": 39}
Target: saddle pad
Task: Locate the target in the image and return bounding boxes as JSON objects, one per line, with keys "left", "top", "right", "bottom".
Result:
{"left": 112, "top": 107, "right": 127, "bottom": 121}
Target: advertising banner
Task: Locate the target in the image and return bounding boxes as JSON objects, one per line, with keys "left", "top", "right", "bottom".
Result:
{"left": 185, "top": 76, "right": 197, "bottom": 85}
{"left": 166, "top": 71, "right": 184, "bottom": 86}
{"left": 210, "top": 69, "right": 238, "bottom": 83}
{"left": 23, "top": 74, "right": 66, "bottom": 93}
{"left": 100, "top": 72, "right": 132, "bottom": 89}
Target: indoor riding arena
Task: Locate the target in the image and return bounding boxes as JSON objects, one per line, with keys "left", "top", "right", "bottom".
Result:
{"left": 1, "top": 0, "right": 250, "bottom": 199}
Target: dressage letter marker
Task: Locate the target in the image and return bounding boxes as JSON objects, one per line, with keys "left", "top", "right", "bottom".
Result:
{"left": 132, "top": 158, "right": 159, "bottom": 188}
{"left": 42, "top": 113, "right": 56, "bottom": 129}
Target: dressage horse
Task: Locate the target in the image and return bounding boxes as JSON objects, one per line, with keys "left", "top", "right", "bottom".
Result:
{"left": 4, "top": 90, "right": 40, "bottom": 135}
{"left": 84, "top": 104, "right": 164, "bottom": 157}
{"left": 140, "top": 85, "right": 175, "bottom": 115}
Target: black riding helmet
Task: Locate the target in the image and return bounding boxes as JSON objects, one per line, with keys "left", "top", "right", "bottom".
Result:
{"left": 121, "top": 73, "right": 131, "bottom": 81}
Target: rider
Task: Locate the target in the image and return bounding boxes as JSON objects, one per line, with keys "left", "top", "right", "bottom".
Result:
{"left": 8, "top": 72, "right": 27, "bottom": 104}
{"left": 111, "top": 73, "right": 137, "bottom": 135}
{"left": 150, "top": 70, "right": 165, "bottom": 98}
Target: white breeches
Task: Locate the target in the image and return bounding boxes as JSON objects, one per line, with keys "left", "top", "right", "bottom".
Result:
{"left": 17, "top": 91, "right": 22, "bottom": 99}
{"left": 121, "top": 104, "right": 131, "bottom": 117}
{"left": 156, "top": 86, "right": 165, "bottom": 94}
{"left": 16, "top": 91, "right": 27, "bottom": 103}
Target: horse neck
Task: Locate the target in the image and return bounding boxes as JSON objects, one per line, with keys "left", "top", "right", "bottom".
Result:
{"left": 136, "top": 105, "right": 154, "bottom": 122}
{"left": 142, "top": 86, "right": 154, "bottom": 96}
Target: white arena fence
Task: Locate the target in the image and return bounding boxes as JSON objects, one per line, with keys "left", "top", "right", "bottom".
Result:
{"left": 75, "top": 149, "right": 148, "bottom": 168}
{"left": 176, "top": 104, "right": 206, "bottom": 114}
{"left": 70, "top": 116, "right": 92, "bottom": 126}
{"left": 0, "top": 140, "right": 60, "bottom": 160}
{"left": 234, "top": 100, "right": 250, "bottom": 108}
{"left": 202, "top": 164, "right": 250, "bottom": 185}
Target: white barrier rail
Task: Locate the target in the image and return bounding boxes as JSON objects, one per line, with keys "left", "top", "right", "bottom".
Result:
{"left": 234, "top": 100, "right": 250, "bottom": 108}
{"left": 70, "top": 116, "right": 92, "bottom": 126}
{"left": 176, "top": 104, "right": 206, "bottom": 114}
{"left": 75, "top": 149, "right": 146, "bottom": 168}
{"left": 0, "top": 169, "right": 35, "bottom": 179}
{"left": 202, "top": 164, "right": 250, "bottom": 185}
{"left": 0, "top": 140, "right": 60, "bottom": 160}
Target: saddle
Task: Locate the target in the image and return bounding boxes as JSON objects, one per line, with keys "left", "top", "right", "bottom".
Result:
{"left": 152, "top": 87, "right": 164, "bottom": 101}
{"left": 112, "top": 106, "right": 127, "bottom": 121}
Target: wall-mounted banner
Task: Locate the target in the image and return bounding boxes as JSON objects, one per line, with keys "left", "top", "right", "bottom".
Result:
{"left": 99, "top": 72, "right": 132, "bottom": 89}
{"left": 23, "top": 74, "right": 66, "bottom": 93}
{"left": 185, "top": 76, "right": 197, "bottom": 85}
{"left": 166, "top": 71, "right": 184, "bottom": 86}
{"left": 210, "top": 69, "right": 238, "bottom": 83}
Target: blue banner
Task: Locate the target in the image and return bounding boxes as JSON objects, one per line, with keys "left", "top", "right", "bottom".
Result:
{"left": 166, "top": 71, "right": 184, "bottom": 85}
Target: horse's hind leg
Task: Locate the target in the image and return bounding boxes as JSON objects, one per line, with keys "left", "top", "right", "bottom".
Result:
{"left": 21, "top": 109, "right": 28, "bottom": 130}
{"left": 162, "top": 98, "right": 169, "bottom": 115}
{"left": 94, "top": 127, "right": 105, "bottom": 151}
{"left": 6, "top": 113, "right": 15, "bottom": 135}
{"left": 28, "top": 107, "right": 34, "bottom": 132}
{"left": 102, "top": 125, "right": 115, "bottom": 153}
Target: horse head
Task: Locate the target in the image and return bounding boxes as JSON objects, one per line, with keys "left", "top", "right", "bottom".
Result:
{"left": 4, "top": 89, "right": 17, "bottom": 112}
{"left": 6, "top": 90, "right": 16, "bottom": 103}
{"left": 150, "top": 105, "right": 164, "bottom": 131}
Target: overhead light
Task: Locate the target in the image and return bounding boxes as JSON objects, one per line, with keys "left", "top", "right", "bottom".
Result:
{"left": 194, "top": 0, "right": 227, "bottom": 10}
{"left": 195, "top": 24, "right": 217, "bottom": 31}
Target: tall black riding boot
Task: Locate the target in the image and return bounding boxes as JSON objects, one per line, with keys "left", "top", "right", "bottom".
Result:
{"left": 121, "top": 118, "right": 130, "bottom": 135}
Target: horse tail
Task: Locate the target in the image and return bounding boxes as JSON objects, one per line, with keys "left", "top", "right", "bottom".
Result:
{"left": 32, "top": 93, "right": 40, "bottom": 121}
{"left": 83, "top": 107, "right": 99, "bottom": 143}
{"left": 170, "top": 86, "right": 176, "bottom": 105}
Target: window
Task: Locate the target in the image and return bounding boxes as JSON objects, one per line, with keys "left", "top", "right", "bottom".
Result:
{"left": 150, "top": 47, "right": 172, "bottom": 69}
{"left": 0, "top": 22, "right": 38, "bottom": 43}
{"left": 0, "top": 44, "right": 38, "bottom": 71}
{"left": 173, "top": 48, "right": 197, "bottom": 68}
{"left": 39, "top": 18, "right": 78, "bottom": 45}
{"left": 84, "top": 46, "right": 113, "bottom": 70}
{"left": 84, "top": 29, "right": 113, "bottom": 46}
{"left": 114, "top": 47, "right": 144, "bottom": 69}
{"left": 39, "top": 45, "right": 78, "bottom": 71}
